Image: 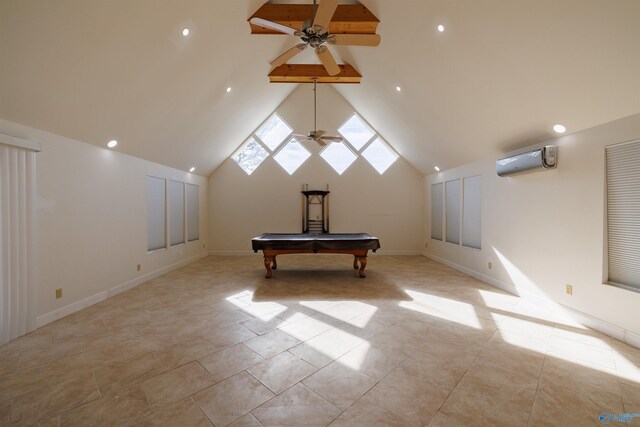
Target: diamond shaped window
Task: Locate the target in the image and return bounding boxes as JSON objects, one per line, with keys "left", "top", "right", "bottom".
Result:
{"left": 338, "top": 114, "right": 375, "bottom": 150}
{"left": 255, "top": 114, "right": 293, "bottom": 151}
{"left": 273, "top": 138, "right": 311, "bottom": 175}
{"left": 320, "top": 142, "right": 358, "bottom": 175}
{"left": 231, "top": 137, "right": 269, "bottom": 175}
{"left": 361, "top": 137, "right": 398, "bottom": 174}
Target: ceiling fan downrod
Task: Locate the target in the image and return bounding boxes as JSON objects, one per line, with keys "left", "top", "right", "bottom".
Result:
{"left": 313, "top": 77, "right": 317, "bottom": 134}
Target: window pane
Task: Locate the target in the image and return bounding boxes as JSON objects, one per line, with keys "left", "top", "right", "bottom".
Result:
{"left": 168, "top": 180, "right": 185, "bottom": 246}
{"left": 255, "top": 114, "right": 293, "bottom": 151}
{"left": 232, "top": 137, "right": 269, "bottom": 175}
{"left": 146, "top": 176, "right": 166, "bottom": 251}
{"left": 462, "top": 176, "right": 482, "bottom": 249}
{"left": 338, "top": 114, "right": 375, "bottom": 150}
{"left": 273, "top": 138, "right": 311, "bottom": 175}
{"left": 320, "top": 142, "right": 358, "bottom": 175}
{"left": 431, "top": 183, "right": 443, "bottom": 241}
{"left": 361, "top": 137, "right": 398, "bottom": 174}
{"left": 445, "top": 179, "right": 461, "bottom": 244}
{"left": 186, "top": 183, "right": 199, "bottom": 242}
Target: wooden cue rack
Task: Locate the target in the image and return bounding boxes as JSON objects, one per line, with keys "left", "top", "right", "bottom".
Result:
{"left": 301, "top": 184, "right": 330, "bottom": 233}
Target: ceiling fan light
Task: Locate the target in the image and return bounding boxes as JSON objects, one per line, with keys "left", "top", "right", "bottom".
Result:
{"left": 437, "top": 24, "right": 445, "bottom": 32}
{"left": 181, "top": 28, "right": 190, "bottom": 37}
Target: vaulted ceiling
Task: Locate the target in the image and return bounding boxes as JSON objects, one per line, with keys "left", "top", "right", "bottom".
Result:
{"left": 1, "top": 0, "right": 639, "bottom": 176}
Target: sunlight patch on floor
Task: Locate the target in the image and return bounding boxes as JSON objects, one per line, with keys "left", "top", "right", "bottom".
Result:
{"left": 225, "top": 291, "right": 287, "bottom": 319}
{"left": 400, "top": 290, "right": 482, "bottom": 330}
{"left": 477, "top": 289, "right": 520, "bottom": 310}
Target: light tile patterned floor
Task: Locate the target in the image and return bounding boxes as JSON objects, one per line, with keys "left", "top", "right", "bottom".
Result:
{"left": 1, "top": 255, "right": 639, "bottom": 426}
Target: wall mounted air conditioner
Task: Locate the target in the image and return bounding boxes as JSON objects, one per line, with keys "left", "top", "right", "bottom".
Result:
{"left": 496, "top": 145, "right": 557, "bottom": 176}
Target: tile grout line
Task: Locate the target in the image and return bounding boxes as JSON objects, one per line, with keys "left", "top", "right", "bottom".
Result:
{"left": 611, "top": 353, "right": 627, "bottom": 413}
{"left": 189, "top": 396, "right": 212, "bottom": 426}
{"left": 526, "top": 351, "right": 548, "bottom": 427}
{"left": 428, "top": 331, "right": 492, "bottom": 421}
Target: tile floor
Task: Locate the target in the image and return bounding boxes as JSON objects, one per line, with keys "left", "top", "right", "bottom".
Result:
{"left": 1, "top": 255, "right": 639, "bottom": 426}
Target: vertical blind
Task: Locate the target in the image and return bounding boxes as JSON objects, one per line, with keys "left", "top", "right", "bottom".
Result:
{"left": 0, "top": 143, "right": 37, "bottom": 344}
{"left": 606, "top": 140, "right": 640, "bottom": 290}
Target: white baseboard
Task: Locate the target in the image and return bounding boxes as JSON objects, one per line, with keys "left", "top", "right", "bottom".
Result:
{"left": 208, "top": 250, "right": 258, "bottom": 256}
{"left": 423, "top": 252, "right": 637, "bottom": 349}
{"left": 208, "top": 250, "right": 423, "bottom": 256}
{"left": 36, "top": 253, "right": 208, "bottom": 327}
{"left": 625, "top": 330, "right": 640, "bottom": 349}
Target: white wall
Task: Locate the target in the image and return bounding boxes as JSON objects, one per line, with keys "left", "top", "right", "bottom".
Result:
{"left": 208, "top": 84, "right": 423, "bottom": 255}
{"left": 424, "top": 113, "right": 640, "bottom": 341}
{"left": 0, "top": 119, "right": 209, "bottom": 325}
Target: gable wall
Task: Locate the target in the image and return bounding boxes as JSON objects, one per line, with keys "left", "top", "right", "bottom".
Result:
{"left": 207, "top": 85, "right": 424, "bottom": 255}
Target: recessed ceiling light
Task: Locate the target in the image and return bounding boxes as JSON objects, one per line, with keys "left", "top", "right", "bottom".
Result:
{"left": 395, "top": 86, "right": 402, "bottom": 92}
{"left": 226, "top": 86, "right": 232, "bottom": 93}
{"left": 437, "top": 24, "right": 445, "bottom": 32}
{"left": 107, "top": 139, "right": 118, "bottom": 148}
{"left": 181, "top": 28, "right": 190, "bottom": 37}
{"left": 189, "top": 166, "right": 195, "bottom": 173}
{"left": 434, "top": 166, "right": 441, "bottom": 171}
{"left": 553, "top": 124, "right": 566, "bottom": 134}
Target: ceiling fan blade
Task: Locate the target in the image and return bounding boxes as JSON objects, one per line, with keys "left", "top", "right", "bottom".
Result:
{"left": 270, "top": 44, "right": 307, "bottom": 67}
{"left": 328, "top": 34, "right": 381, "bottom": 47}
{"left": 321, "top": 136, "right": 344, "bottom": 142}
{"left": 250, "top": 17, "right": 298, "bottom": 36}
{"left": 317, "top": 139, "right": 328, "bottom": 146}
{"left": 312, "top": 0, "right": 338, "bottom": 30}
{"left": 315, "top": 46, "right": 340, "bottom": 76}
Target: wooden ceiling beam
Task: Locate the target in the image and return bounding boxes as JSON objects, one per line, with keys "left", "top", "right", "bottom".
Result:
{"left": 249, "top": 4, "right": 379, "bottom": 35}
{"left": 268, "top": 64, "right": 362, "bottom": 84}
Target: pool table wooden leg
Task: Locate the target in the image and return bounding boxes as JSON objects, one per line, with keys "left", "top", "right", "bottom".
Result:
{"left": 357, "top": 256, "right": 367, "bottom": 278}
{"left": 353, "top": 255, "right": 359, "bottom": 270}
{"left": 263, "top": 256, "right": 273, "bottom": 278}
{"left": 272, "top": 256, "right": 277, "bottom": 270}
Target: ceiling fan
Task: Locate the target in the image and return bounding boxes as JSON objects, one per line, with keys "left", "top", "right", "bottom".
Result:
{"left": 250, "top": 0, "right": 381, "bottom": 76}
{"left": 293, "top": 78, "right": 343, "bottom": 146}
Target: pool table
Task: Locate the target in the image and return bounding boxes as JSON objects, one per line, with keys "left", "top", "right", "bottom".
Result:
{"left": 251, "top": 233, "right": 381, "bottom": 278}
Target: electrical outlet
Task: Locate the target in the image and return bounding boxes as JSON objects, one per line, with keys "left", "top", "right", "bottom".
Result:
{"left": 425, "top": 242, "right": 428, "bottom": 249}
{"left": 488, "top": 262, "right": 492, "bottom": 270}
{"left": 55, "top": 288, "right": 62, "bottom": 299}
{"left": 137, "top": 264, "right": 141, "bottom": 272}
{"left": 566, "top": 284, "right": 573, "bottom": 295}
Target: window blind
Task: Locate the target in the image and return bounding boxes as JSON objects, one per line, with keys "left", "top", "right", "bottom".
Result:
{"left": 168, "top": 180, "right": 185, "bottom": 246}
{"left": 606, "top": 140, "right": 640, "bottom": 290}
{"left": 146, "top": 176, "right": 166, "bottom": 251}
{"left": 186, "top": 183, "right": 199, "bottom": 242}
{"left": 431, "top": 183, "right": 444, "bottom": 241}
{"left": 462, "top": 175, "right": 482, "bottom": 249}
{"left": 445, "top": 179, "right": 461, "bottom": 244}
